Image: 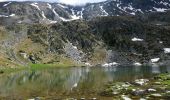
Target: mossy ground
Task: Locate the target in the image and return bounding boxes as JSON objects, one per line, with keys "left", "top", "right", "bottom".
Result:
{"left": 100, "top": 73, "right": 170, "bottom": 99}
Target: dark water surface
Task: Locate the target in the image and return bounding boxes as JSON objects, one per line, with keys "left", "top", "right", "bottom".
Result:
{"left": 0, "top": 65, "right": 170, "bottom": 99}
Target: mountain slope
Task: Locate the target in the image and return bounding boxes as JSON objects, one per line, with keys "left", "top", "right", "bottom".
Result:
{"left": 0, "top": 0, "right": 170, "bottom": 25}
{"left": 1, "top": 15, "right": 170, "bottom": 67}
{"left": 0, "top": 0, "right": 170, "bottom": 67}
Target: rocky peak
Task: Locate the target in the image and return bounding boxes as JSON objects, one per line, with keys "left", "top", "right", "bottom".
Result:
{"left": 0, "top": 0, "right": 169, "bottom": 25}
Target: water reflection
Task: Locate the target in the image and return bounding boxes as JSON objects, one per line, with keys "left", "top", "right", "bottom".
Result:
{"left": 0, "top": 65, "right": 169, "bottom": 98}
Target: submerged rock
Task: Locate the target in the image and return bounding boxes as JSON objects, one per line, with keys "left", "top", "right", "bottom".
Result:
{"left": 66, "top": 98, "right": 77, "bottom": 100}
{"left": 131, "top": 89, "right": 146, "bottom": 96}
{"left": 147, "top": 88, "right": 156, "bottom": 92}
{"left": 150, "top": 93, "right": 162, "bottom": 97}
{"left": 27, "top": 97, "right": 42, "bottom": 100}
{"left": 134, "top": 79, "right": 149, "bottom": 86}
{"left": 140, "top": 98, "right": 146, "bottom": 100}
{"left": 90, "top": 98, "right": 97, "bottom": 100}
{"left": 121, "top": 95, "right": 132, "bottom": 100}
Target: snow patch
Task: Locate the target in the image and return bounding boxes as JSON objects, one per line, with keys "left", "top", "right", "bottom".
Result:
{"left": 30, "top": 3, "right": 40, "bottom": 10}
{"left": 85, "top": 62, "right": 92, "bottom": 66}
{"left": 164, "top": 48, "right": 170, "bottom": 53}
{"left": 99, "top": 5, "right": 109, "bottom": 16}
{"left": 3, "top": 2, "right": 11, "bottom": 7}
{"left": 47, "top": 3, "right": 52, "bottom": 9}
{"left": 49, "top": 20, "right": 57, "bottom": 24}
{"left": 71, "top": 9, "right": 80, "bottom": 20}
{"left": 132, "top": 37, "right": 143, "bottom": 42}
{"left": 102, "top": 62, "right": 118, "bottom": 67}
{"left": 133, "top": 62, "right": 142, "bottom": 66}
{"left": 80, "top": 8, "right": 84, "bottom": 18}
{"left": 18, "top": 21, "right": 22, "bottom": 24}
{"left": 59, "top": 17, "right": 71, "bottom": 21}
{"left": 130, "top": 12, "right": 135, "bottom": 15}
{"left": 57, "top": 4, "right": 68, "bottom": 9}
{"left": 153, "top": 7, "right": 167, "bottom": 12}
{"left": 41, "top": 11, "right": 46, "bottom": 19}
{"left": 9, "top": 14, "right": 15, "bottom": 17}
{"left": 159, "top": 41, "right": 163, "bottom": 44}
{"left": 73, "top": 46, "right": 78, "bottom": 49}
{"left": 52, "top": 8, "right": 79, "bottom": 21}
{"left": 0, "top": 15, "right": 8, "bottom": 17}
{"left": 133, "top": 53, "right": 142, "bottom": 56}
{"left": 52, "top": 8, "right": 58, "bottom": 15}
{"left": 151, "top": 58, "right": 160, "bottom": 63}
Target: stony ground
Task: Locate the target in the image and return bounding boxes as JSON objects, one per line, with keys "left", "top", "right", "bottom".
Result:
{"left": 100, "top": 73, "right": 170, "bottom": 100}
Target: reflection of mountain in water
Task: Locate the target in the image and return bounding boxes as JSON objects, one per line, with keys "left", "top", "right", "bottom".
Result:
{"left": 0, "top": 66, "right": 170, "bottom": 98}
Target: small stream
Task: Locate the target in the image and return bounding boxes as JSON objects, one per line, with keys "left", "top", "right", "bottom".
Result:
{"left": 0, "top": 65, "right": 170, "bottom": 99}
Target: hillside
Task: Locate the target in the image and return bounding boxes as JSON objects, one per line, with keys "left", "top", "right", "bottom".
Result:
{"left": 0, "top": 13, "right": 170, "bottom": 67}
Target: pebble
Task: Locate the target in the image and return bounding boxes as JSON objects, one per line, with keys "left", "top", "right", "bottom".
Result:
{"left": 151, "top": 93, "right": 162, "bottom": 97}
{"left": 131, "top": 89, "right": 146, "bottom": 96}
{"left": 121, "top": 95, "right": 132, "bottom": 100}
{"left": 148, "top": 88, "right": 156, "bottom": 92}
{"left": 140, "top": 98, "right": 146, "bottom": 100}
{"left": 134, "top": 79, "right": 149, "bottom": 86}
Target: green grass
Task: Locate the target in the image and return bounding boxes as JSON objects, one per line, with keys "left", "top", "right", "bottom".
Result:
{"left": 0, "top": 63, "right": 78, "bottom": 75}
{"left": 162, "top": 80, "right": 170, "bottom": 85}
{"left": 0, "top": 66, "right": 25, "bottom": 74}
{"left": 156, "top": 73, "right": 170, "bottom": 86}
{"left": 28, "top": 63, "right": 77, "bottom": 70}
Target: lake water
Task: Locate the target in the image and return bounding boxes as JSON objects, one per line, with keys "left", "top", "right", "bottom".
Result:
{"left": 0, "top": 65, "right": 170, "bottom": 99}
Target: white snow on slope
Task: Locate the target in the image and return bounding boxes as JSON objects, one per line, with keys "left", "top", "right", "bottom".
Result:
{"left": 52, "top": 8, "right": 58, "bottom": 15}
{"left": 59, "top": 17, "right": 71, "bottom": 21}
{"left": 133, "top": 62, "right": 142, "bottom": 66}
{"left": 71, "top": 9, "right": 80, "bottom": 20}
{"left": 30, "top": 3, "right": 40, "bottom": 10}
{"left": 57, "top": 3, "right": 68, "bottom": 9}
{"left": 153, "top": 7, "right": 167, "bottom": 12}
{"left": 47, "top": 3, "right": 52, "bottom": 9}
{"left": 30, "top": 3, "right": 48, "bottom": 20}
{"left": 164, "top": 48, "right": 170, "bottom": 53}
{"left": 3, "top": 2, "right": 11, "bottom": 7}
{"left": 159, "top": 41, "right": 163, "bottom": 44}
{"left": 9, "top": 13, "right": 15, "bottom": 17}
{"left": 132, "top": 37, "right": 143, "bottom": 42}
{"left": 102, "top": 62, "right": 118, "bottom": 67}
{"left": 85, "top": 62, "right": 92, "bottom": 66}
{"left": 52, "top": 8, "right": 70, "bottom": 21}
{"left": 49, "top": 20, "right": 57, "bottom": 24}
{"left": 151, "top": 58, "right": 160, "bottom": 63}
{"left": 79, "top": 8, "right": 84, "bottom": 19}
{"left": 100, "top": 5, "right": 109, "bottom": 16}
{"left": 0, "top": 15, "right": 8, "bottom": 17}
{"left": 41, "top": 11, "right": 46, "bottom": 19}
{"left": 53, "top": 8, "right": 80, "bottom": 21}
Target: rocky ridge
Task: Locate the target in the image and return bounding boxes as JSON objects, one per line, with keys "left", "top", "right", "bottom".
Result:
{"left": 0, "top": 0, "right": 170, "bottom": 67}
